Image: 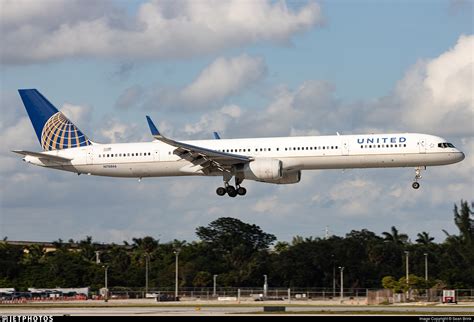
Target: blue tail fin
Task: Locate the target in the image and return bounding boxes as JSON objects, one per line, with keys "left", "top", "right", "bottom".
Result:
{"left": 18, "top": 89, "right": 92, "bottom": 151}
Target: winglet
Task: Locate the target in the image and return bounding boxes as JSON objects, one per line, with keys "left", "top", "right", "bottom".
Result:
{"left": 213, "top": 132, "right": 221, "bottom": 139}
{"left": 146, "top": 116, "right": 160, "bottom": 137}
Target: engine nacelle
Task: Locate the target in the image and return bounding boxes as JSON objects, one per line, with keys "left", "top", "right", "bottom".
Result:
{"left": 241, "top": 158, "right": 283, "bottom": 181}
{"left": 266, "top": 171, "right": 301, "bottom": 184}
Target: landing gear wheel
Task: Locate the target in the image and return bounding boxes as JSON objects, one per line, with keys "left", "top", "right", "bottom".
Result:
{"left": 226, "top": 186, "right": 237, "bottom": 197}
{"left": 237, "top": 187, "right": 247, "bottom": 196}
{"left": 216, "top": 187, "right": 226, "bottom": 196}
{"left": 412, "top": 182, "right": 420, "bottom": 189}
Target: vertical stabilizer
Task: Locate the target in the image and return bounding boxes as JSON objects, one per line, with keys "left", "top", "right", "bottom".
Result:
{"left": 18, "top": 89, "right": 92, "bottom": 151}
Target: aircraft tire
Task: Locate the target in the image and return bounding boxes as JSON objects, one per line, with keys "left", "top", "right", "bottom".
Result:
{"left": 237, "top": 187, "right": 247, "bottom": 196}
{"left": 216, "top": 187, "right": 227, "bottom": 196}
{"left": 412, "top": 182, "right": 420, "bottom": 189}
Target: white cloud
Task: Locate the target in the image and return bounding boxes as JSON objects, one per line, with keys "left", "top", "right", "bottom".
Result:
{"left": 181, "top": 54, "right": 267, "bottom": 106}
{"left": 115, "top": 85, "right": 144, "bottom": 110}
{"left": 1, "top": 0, "right": 323, "bottom": 65}
{"left": 253, "top": 196, "right": 278, "bottom": 213}
{"left": 397, "top": 34, "right": 474, "bottom": 136}
{"left": 99, "top": 119, "right": 144, "bottom": 143}
{"left": 60, "top": 103, "right": 91, "bottom": 125}
{"left": 118, "top": 54, "right": 266, "bottom": 111}
{"left": 183, "top": 105, "right": 242, "bottom": 136}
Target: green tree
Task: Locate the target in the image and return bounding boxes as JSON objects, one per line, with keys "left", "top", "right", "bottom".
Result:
{"left": 439, "top": 200, "right": 474, "bottom": 288}
{"left": 415, "top": 232, "right": 434, "bottom": 245}
{"left": 382, "top": 226, "right": 409, "bottom": 245}
{"left": 193, "top": 271, "right": 212, "bottom": 287}
{"left": 196, "top": 217, "right": 276, "bottom": 285}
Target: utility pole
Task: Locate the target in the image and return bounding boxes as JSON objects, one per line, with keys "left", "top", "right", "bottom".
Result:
{"left": 213, "top": 275, "right": 218, "bottom": 297}
{"left": 405, "top": 251, "right": 409, "bottom": 282}
{"left": 424, "top": 253, "right": 428, "bottom": 281}
{"left": 339, "top": 266, "right": 344, "bottom": 303}
{"left": 145, "top": 253, "right": 149, "bottom": 297}
{"left": 174, "top": 249, "right": 180, "bottom": 301}
{"left": 103, "top": 265, "right": 108, "bottom": 302}
{"left": 405, "top": 251, "right": 410, "bottom": 300}
{"left": 332, "top": 254, "right": 335, "bottom": 298}
{"left": 95, "top": 251, "right": 101, "bottom": 264}
{"left": 263, "top": 274, "right": 268, "bottom": 298}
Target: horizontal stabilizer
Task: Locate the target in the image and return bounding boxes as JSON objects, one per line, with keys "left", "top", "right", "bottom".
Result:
{"left": 12, "top": 150, "right": 73, "bottom": 162}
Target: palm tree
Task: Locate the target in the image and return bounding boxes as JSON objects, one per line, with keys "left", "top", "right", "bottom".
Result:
{"left": 415, "top": 232, "right": 434, "bottom": 245}
{"left": 382, "top": 226, "right": 409, "bottom": 245}
{"left": 443, "top": 200, "right": 474, "bottom": 246}
{"left": 453, "top": 200, "right": 473, "bottom": 246}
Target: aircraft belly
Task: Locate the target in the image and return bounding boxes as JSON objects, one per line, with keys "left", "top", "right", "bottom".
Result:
{"left": 74, "top": 161, "right": 193, "bottom": 178}
{"left": 299, "top": 152, "right": 458, "bottom": 170}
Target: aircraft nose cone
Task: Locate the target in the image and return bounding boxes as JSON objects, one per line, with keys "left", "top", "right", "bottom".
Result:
{"left": 455, "top": 152, "right": 465, "bottom": 162}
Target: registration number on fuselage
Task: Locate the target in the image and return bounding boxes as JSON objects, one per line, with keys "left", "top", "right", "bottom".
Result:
{"left": 103, "top": 164, "right": 117, "bottom": 168}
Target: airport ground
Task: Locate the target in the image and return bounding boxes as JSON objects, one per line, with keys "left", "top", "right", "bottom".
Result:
{"left": 1, "top": 299, "right": 474, "bottom": 316}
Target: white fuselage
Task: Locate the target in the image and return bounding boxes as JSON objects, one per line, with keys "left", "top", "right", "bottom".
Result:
{"left": 24, "top": 133, "right": 465, "bottom": 181}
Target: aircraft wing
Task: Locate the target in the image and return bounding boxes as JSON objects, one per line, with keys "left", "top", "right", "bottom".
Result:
{"left": 12, "top": 150, "right": 73, "bottom": 162}
{"left": 146, "top": 116, "right": 251, "bottom": 173}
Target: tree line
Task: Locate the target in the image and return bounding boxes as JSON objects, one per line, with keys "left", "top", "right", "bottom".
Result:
{"left": 1, "top": 200, "right": 472, "bottom": 291}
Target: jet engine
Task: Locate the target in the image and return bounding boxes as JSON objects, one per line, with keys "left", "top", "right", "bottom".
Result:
{"left": 265, "top": 170, "right": 301, "bottom": 184}
{"left": 241, "top": 158, "right": 282, "bottom": 181}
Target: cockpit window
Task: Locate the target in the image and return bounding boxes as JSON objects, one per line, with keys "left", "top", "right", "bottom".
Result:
{"left": 438, "top": 142, "right": 455, "bottom": 148}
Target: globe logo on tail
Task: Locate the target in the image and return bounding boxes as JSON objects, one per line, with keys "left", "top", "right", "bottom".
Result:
{"left": 41, "top": 112, "right": 91, "bottom": 151}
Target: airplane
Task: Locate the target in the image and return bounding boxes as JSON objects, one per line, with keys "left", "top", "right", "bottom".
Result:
{"left": 13, "top": 89, "right": 465, "bottom": 197}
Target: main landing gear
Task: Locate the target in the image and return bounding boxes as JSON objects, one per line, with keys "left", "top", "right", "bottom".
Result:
{"left": 412, "top": 166, "right": 425, "bottom": 189}
{"left": 216, "top": 176, "right": 247, "bottom": 197}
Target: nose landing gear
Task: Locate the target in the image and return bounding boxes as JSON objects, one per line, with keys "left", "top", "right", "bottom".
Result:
{"left": 412, "top": 166, "right": 425, "bottom": 189}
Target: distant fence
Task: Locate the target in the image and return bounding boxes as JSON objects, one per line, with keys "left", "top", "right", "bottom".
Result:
{"left": 103, "top": 287, "right": 474, "bottom": 303}
{"left": 2, "top": 287, "right": 473, "bottom": 304}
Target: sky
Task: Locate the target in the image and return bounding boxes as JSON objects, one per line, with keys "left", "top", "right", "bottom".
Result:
{"left": 0, "top": 0, "right": 473, "bottom": 245}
